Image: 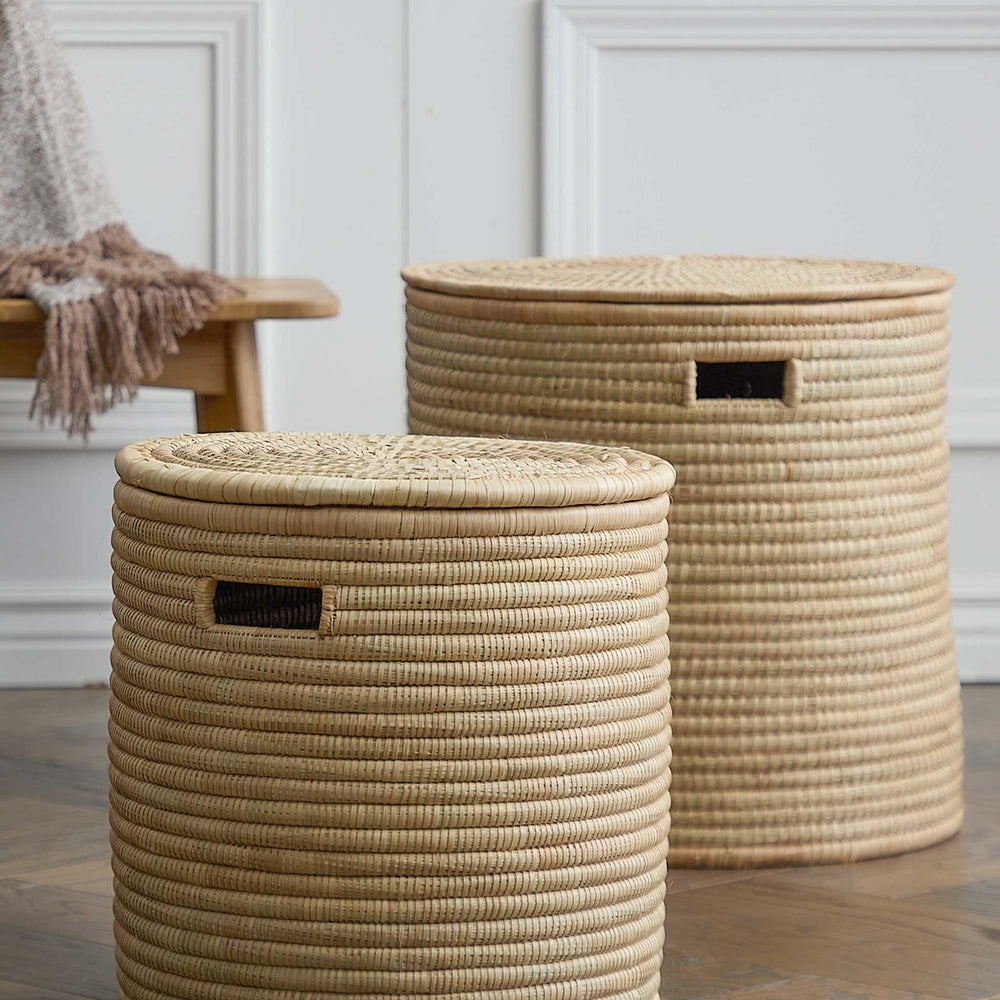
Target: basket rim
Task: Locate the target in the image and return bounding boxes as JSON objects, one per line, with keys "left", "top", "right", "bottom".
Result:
{"left": 114, "top": 433, "right": 676, "bottom": 509}
{"left": 402, "top": 254, "right": 955, "bottom": 305}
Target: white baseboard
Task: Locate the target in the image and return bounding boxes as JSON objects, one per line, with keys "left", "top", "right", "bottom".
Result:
{"left": 954, "top": 637, "right": 1000, "bottom": 684}
{"left": 948, "top": 389, "right": 1000, "bottom": 450}
{"left": 0, "top": 381, "right": 195, "bottom": 452}
{"left": 0, "top": 640, "right": 112, "bottom": 688}
{"left": 0, "top": 583, "right": 112, "bottom": 687}
{"left": 952, "top": 575, "right": 1000, "bottom": 683}
{"left": 1, "top": 578, "right": 996, "bottom": 688}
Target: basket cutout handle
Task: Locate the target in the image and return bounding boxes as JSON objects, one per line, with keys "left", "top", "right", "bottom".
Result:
{"left": 683, "top": 358, "right": 802, "bottom": 406}
{"left": 196, "top": 579, "right": 324, "bottom": 631}
{"left": 696, "top": 360, "right": 784, "bottom": 399}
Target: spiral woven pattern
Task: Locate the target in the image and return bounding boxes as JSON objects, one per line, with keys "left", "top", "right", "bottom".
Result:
{"left": 109, "top": 432, "right": 674, "bottom": 999}
{"left": 404, "top": 254, "right": 964, "bottom": 868}
{"left": 115, "top": 432, "right": 673, "bottom": 508}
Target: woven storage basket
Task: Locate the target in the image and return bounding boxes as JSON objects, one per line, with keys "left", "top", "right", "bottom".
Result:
{"left": 109, "top": 431, "right": 676, "bottom": 1000}
{"left": 403, "top": 254, "right": 965, "bottom": 868}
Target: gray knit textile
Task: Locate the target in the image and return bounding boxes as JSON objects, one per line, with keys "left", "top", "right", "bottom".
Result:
{"left": 0, "top": 0, "right": 238, "bottom": 435}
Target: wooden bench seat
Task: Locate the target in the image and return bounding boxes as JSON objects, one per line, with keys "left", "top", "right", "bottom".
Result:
{"left": 0, "top": 277, "right": 339, "bottom": 432}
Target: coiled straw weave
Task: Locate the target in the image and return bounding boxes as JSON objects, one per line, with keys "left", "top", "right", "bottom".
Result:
{"left": 403, "top": 254, "right": 965, "bottom": 868}
{"left": 109, "top": 432, "right": 675, "bottom": 1000}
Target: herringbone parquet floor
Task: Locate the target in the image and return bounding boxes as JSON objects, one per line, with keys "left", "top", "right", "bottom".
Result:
{"left": 0, "top": 686, "right": 998, "bottom": 1000}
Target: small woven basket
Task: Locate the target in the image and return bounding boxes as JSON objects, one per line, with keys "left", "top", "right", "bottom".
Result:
{"left": 403, "top": 254, "right": 965, "bottom": 868}
{"left": 108, "top": 432, "right": 675, "bottom": 1000}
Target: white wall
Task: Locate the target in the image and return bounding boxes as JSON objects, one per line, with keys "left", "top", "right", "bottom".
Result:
{"left": 1, "top": 0, "right": 996, "bottom": 684}
{"left": 543, "top": 0, "right": 1000, "bottom": 681}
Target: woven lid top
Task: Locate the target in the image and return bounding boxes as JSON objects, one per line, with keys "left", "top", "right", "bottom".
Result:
{"left": 402, "top": 255, "right": 955, "bottom": 304}
{"left": 115, "top": 433, "right": 675, "bottom": 508}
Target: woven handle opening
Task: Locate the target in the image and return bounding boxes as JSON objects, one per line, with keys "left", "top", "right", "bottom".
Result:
{"left": 695, "top": 360, "right": 786, "bottom": 400}
{"left": 210, "top": 581, "right": 323, "bottom": 631}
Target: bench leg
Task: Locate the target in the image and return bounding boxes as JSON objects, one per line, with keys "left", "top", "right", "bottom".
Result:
{"left": 194, "top": 321, "right": 265, "bottom": 433}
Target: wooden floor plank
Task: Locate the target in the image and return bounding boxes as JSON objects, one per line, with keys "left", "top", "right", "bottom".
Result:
{"left": 0, "top": 757, "right": 108, "bottom": 811}
{"left": 0, "top": 686, "right": 997, "bottom": 1000}
{"left": 0, "top": 979, "right": 96, "bottom": 999}
{"left": 667, "top": 867, "right": 785, "bottom": 895}
{"left": 0, "top": 797, "right": 109, "bottom": 881}
{"left": 0, "top": 928, "right": 116, "bottom": 1000}
{"left": 0, "top": 721, "right": 108, "bottom": 772}
{"left": 0, "top": 689, "right": 108, "bottom": 774}
{"left": 762, "top": 794, "right": 1000, "bottom": 903}
{"left": 700, "top": 976, "right": 955, "bottom": 999}
{"left": 913, "top": 878, "right": 1000, "bottom": 922}
{"left": 0, "top": 880, "right": 114, "bottom": 946}
{"left": 0, "top": 688, "right": 107, "bottom": 739}
{"left": 12, "top": 859, "right": 113, "bottom": 898}
{"left": 663, "top": 878, "right": 1000, "bottom": 1000}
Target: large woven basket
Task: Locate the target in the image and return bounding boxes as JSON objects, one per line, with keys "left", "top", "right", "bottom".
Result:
{"left": 403, "top": 254, "right": 965, "bottom": 868}
{"left": 108, "top": 432, "right": 676, "bottom": 1000}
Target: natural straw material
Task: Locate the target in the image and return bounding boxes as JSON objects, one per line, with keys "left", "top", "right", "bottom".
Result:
{"left": 109, "top": 432, "right": 674, "bottom": 1000}
{"left": 403, "top": 254, "right": 964, "bottom": 868}
{"left": 402, "top": 254, "right": 954, "bottom": 303}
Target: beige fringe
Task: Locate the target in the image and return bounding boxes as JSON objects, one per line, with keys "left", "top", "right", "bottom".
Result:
{"left": 0, "top": 222, "right": 240, "bottom": 436}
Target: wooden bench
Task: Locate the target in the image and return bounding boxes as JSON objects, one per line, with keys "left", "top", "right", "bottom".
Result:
{"left": 0, "top": 278, "right": 339, "bottom": 433}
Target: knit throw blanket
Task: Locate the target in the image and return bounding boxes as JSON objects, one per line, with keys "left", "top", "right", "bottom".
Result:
{"left": 0, "top": 0, "right": 239, "bottom": 435}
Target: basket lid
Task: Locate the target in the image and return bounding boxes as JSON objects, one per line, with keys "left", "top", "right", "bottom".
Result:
{"left": 115, "top": 432, "right": 675, "bottom": 508}
{"left": 402, "top": 254, "right": 955, "bottom": 304}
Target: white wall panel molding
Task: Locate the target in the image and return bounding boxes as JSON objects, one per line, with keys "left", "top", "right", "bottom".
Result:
{"left": 544, "top": 2, "right": 1000, "bottom": 256}
{"left": 542, "top": 1, "right": 1000, "bottom": 454}
{"left": 48, "top": 0, "right": 265, "bottom": 277}
{"left": 544, "top": 0, "right": 1000, "bottom": 679}
{"left": 0, "top": 1, "right": 266, "bottom": 450}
